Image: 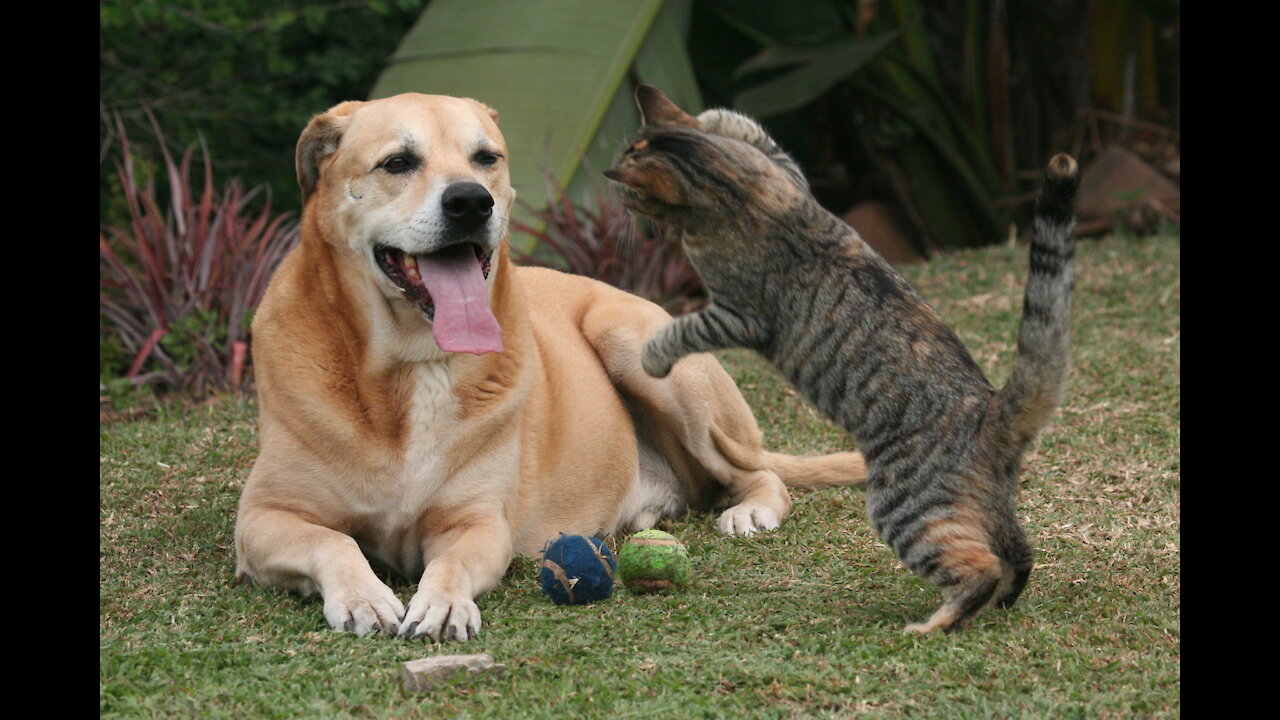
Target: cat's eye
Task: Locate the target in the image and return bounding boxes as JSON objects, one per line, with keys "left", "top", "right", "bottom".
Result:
{"left": 379, "top": 154, "right": 417, "bottom": 174}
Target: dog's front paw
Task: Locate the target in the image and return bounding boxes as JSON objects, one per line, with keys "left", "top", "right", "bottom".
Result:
{"left": 641, "top": 341, "right": 673, "bottom": 379}
{"left": 322, "top": 579, "right": 405, "bottom": 636}
{"left": 400, "top": 589, "right": 481, "bottom": 642}
{"left": 717, "top": 502, "right": 781, "bottom": 537}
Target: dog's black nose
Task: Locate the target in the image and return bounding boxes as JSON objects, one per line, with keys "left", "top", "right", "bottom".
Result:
{"left": 441, "top": 182, "right": 494, "bottom": 228}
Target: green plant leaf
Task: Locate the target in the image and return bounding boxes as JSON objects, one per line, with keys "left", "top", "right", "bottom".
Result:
{"left": 572, "top": 0, "right": 702, "bottom": 219}
{"left": 875, "top": 54, "right": 1006, "bottom": 194}
{"left": 733, "top": 31, "right": 901, "bottom": 118}
{"left": 698, "top": 0, "right": 851, "bottom": 46}
{"left": 851, "top": 77, "right": 1005, "bottom": 247}
{"left": 733, "top": 43, "right": 830, "bottom": 79}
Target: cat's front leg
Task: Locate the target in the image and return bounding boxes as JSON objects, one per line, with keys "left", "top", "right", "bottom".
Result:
{"left": 641, "top": 335, "right": 678, "bottom": 378}
{"left": 642, "top": 305, "right": 754, "bottom": 378}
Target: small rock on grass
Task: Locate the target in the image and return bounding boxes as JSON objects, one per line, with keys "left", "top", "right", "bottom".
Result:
{"left": 400, "top": 653, "right": 506, "bottom": 693}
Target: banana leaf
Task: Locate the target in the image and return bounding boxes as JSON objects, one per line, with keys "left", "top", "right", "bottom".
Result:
{"left": 697, "top": 0, "right": 850, "bottom": 46}
{"left": 368, "top": 0, "right": 701, "bottom": 253}
{"left": 732, "top": 31, "right": 901, "bottom": 119}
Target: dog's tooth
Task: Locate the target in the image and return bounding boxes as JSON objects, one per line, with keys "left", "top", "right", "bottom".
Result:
{"left": 404, "top": 254, "right": 419, "bottom": 271}
{"left": 408, "top": 267, "right": 421, "bottom": 279}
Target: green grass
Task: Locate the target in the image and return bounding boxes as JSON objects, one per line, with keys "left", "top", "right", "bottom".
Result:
{"left": 100, "top": 232, "right": 1179, "bottom": 718}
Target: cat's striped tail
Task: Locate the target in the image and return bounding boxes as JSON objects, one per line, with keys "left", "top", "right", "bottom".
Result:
{"left": 988, "top": 154, "right": 1080, "bottom": 460}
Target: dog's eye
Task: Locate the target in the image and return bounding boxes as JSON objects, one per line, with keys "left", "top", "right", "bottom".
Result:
{"left": 380, "top": 155, "right": 416, "bottom": 174}
{"left": 473, "top": 150, "right": 502, "bottom": 168}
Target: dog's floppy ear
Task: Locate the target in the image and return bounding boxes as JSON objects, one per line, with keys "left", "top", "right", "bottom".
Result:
{"left": 635, "top": 84, "right": 698, "bottom": 128}
{"left": 296, "top": 100, "right": 364, "bottom": 201}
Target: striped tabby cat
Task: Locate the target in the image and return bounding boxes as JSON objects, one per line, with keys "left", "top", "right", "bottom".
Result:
{"left": 605, "top": 85, "right": 1079, "bottom": 634}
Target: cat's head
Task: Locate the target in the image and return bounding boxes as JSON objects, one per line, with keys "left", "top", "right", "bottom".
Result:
{"left": 604, "top": 85, "right": 803, "bottom": 229}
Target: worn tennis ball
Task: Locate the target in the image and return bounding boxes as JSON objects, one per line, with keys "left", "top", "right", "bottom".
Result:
{"left": 539, "top": 534, "right": 617, "bottom": 605}
{"left": 617, "top": 529, "right": 690, "bottom": 594}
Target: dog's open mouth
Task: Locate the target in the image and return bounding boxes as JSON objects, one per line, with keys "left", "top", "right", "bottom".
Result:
{"left": 376, "top": 243, "right": 503, "bottom": 355}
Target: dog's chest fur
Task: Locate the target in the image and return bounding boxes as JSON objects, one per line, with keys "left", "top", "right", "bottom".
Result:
{"left": 400, "top": 362, "right": 460, "bottom": 496}
{"left": 356, "top": 361, "right": 503, "bottom": 577}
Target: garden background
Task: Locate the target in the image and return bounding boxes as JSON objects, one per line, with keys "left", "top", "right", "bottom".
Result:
{"left": 100, "top": 2, "right": 1180, "bottom": 717}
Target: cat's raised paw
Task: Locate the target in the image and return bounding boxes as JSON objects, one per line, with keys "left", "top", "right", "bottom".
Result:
{"left": 641, "top": 343, "right": 673, "bottom": 378}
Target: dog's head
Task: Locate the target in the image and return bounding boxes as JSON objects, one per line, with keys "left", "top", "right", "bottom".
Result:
{"left": 296, "top": 93, "right": 515, "bottom": 355}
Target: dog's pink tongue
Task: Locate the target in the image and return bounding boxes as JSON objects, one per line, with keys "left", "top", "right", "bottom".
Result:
{"left": 416, "top": 246, "right": 503, "bottom": 355}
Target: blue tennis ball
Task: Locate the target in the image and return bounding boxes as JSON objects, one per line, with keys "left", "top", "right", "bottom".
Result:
{"left": 540, "top": 534, "right": 617, "bottom": 605}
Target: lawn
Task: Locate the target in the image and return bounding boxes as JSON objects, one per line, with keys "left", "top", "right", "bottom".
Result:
{"left": 100, "top": 231, "right": 1179, "bottom": 718}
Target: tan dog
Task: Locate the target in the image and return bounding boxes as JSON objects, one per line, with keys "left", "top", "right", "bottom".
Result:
{"left": 234, "top": 93, "right": 867, "bottom": 641}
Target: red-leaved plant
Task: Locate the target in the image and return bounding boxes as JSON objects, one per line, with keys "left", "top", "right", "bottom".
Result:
{"left": 510, "top": 174, "right": 704, "bottom": 315}
{"left": 100, "top": 112, "right": 300, "bottom": 397}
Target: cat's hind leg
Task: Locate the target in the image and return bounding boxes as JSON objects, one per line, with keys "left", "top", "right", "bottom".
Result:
{"left": 992, "top": 520, "right": 1035, "bottom": 610}
{"left": 904, "top": 559, "right": 1003, "bottom": 634}
{"left": 886, "top": 502, "right": 1006, "bottom": 634}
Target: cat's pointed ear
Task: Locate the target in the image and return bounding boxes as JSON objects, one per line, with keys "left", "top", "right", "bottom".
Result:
{"left": 635, "top": 84, "right": 699, "bottom": 128}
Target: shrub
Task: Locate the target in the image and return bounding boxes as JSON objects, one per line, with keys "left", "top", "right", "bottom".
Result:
{"left": 100, "top": 0, "right": 429, "bottom": 222}
{"left": 510, "top": 176, "right": 704, "bottom": 315}
{"left": 99, "top": 112, "right": 300, "bottom": 399}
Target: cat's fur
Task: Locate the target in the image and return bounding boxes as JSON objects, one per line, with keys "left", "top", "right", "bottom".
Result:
{"left": 605, "top": 85, "right": 1079, "bottom": 633}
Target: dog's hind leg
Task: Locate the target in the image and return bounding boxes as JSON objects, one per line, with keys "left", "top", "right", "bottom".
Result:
{"left": 579, "top": 290, "right": 792, "bottom": 536}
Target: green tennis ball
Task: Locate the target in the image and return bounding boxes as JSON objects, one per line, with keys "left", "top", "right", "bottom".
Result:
{"left": 617, "top": 529, "right": 691, "bottom": 594}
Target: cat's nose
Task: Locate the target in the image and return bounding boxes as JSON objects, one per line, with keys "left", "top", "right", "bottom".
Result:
{"left": 441, "top": 182, "right": 494, "bottom": 229}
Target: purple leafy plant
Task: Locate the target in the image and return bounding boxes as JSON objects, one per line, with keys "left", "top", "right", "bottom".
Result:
{"left": 100, "top": 112, "right": 300, "bottom": 397}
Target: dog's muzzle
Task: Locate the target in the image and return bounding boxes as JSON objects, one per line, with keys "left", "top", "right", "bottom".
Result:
{"left": 375, "top": 180, "right": 504, "bottom": 356}
{"left": 441, "top": 182, "right": 494, "bottom": 232}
